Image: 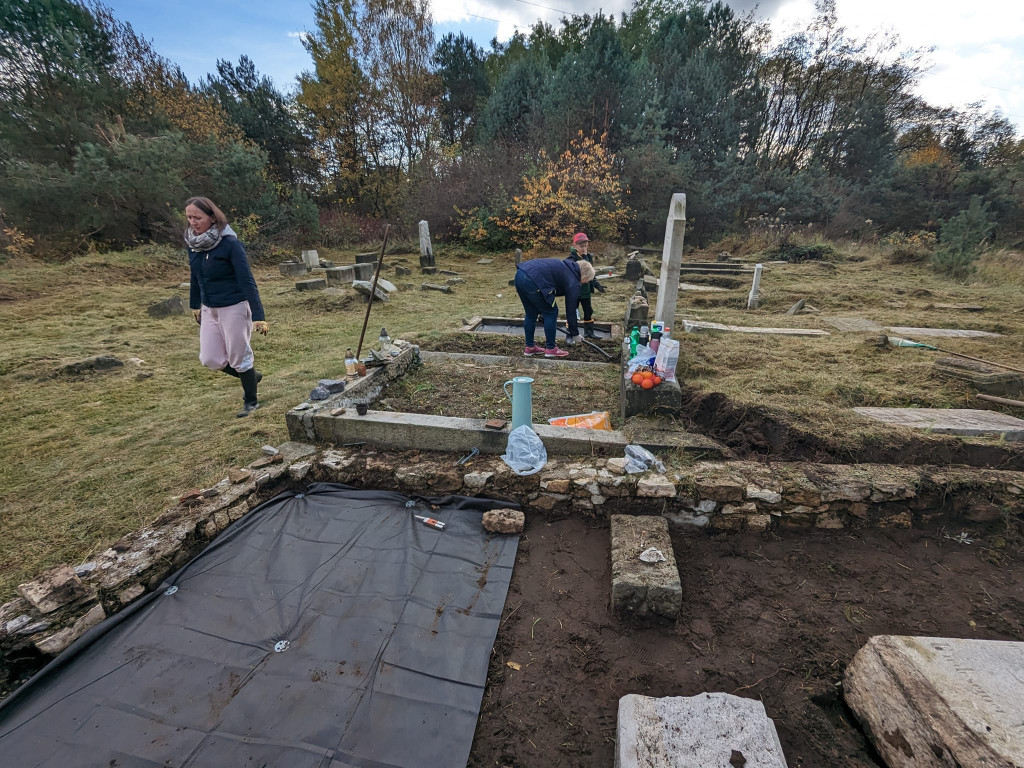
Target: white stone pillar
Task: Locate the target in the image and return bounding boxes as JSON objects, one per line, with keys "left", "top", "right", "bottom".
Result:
{"left": 418, "top": 220, "right": 433, "bottom": 267}
{"left": 654, "top": 193, "right": 686, "bottom": 329}
{"left": 747, "top": 263, "right": 763, "bottom": 310}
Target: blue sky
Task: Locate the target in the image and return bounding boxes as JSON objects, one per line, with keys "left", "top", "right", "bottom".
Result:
{"left": 101, "top": 0, "right": 1024, "bottom": 132}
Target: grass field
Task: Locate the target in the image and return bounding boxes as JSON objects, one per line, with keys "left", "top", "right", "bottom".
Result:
{"left": 1, "top": 240, "right": 1022, "bottom": 599}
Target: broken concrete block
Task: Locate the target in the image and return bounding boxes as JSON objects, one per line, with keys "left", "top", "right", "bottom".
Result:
{"left": 636, "top": 474, "right": 677, "bottom": 498}
{"left": 421, "top": 282, "right": 452, "bottom": 294}
{"left": 616, "top": 693, "right": 789, "bottom": 768}
{"left": 325, "top": 265, "right": 354, "bottom": 285}
{"left": 482, "top": 508, "right": 525, "bottom": 534}
{"left": 610, "top": 515, "right": 681, "bottom": 620}
{"left": 279, "top": 262, "right": 308, "bottom": 277}
{"left": 355, "top": 252, "right": 378, "bottom": 264}
{"left": 845, "top": 635, "right": 1024, "bottom": 768}
{"left": 18, "top": 564, "right": 96, "bottom": 614}
{"left": 352, "top": 263, "right": 374, "bottom": 281}
{"left": 352, "top": 280, "right": 390, "bottom": 302}
{"left": 296, "top": 278, "right": 327, "bottom": 292}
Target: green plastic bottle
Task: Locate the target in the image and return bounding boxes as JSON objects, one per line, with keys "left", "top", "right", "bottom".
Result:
{"left": 629, "top": 327, "right": 640, "bottom": 357}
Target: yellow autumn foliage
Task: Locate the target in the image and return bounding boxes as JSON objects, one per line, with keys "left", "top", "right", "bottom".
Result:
{"left": 495, "top": 133, "right": 631, "bottom": 249}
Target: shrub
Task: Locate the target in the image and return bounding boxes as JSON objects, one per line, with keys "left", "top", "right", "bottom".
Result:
{"left": 766, "top": 237, "right": 836, "bottom": 263}
{"left": 881, "top": 230, "right": 937, "bottom": 264}
{"left": 453, "top": 206, "right": 513, "bottom": 250}
{"left": 932, "top": 196, "right": 995, "bottom": 280}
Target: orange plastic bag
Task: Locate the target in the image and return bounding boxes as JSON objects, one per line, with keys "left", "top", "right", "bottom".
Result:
{"left": 547, "top": 411, "right": 612, "bottom": 430}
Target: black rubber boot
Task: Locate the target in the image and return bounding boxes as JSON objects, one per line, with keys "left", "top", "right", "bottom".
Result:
{"left": 223, "top": 365, "right": 262, "bottom": 384}
{"left": 237, "top": 368, "right": 260, "bottom": 418}
{"left": 582, "top": 321, "right": 597, "bottom": 338}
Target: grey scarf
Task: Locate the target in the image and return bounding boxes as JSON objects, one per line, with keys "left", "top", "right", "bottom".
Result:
{"left": 184, "top": 224, "right": 237, "bottom": 252}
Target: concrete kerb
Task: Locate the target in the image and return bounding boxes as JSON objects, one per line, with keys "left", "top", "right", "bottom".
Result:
{"left": 420, "top": 350, "right": 613, "bottom": 372}
{"left": 461, "top": 315, "right": 623, "bottom": 340}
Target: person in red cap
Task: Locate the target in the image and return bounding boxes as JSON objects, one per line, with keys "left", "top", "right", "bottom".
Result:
{"left": 567, "top": 232, "right": 605, "bottom": 337}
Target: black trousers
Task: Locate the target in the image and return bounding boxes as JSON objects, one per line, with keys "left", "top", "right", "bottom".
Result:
{"left": 578, "top": 296, "right": 593, "bottom": 322}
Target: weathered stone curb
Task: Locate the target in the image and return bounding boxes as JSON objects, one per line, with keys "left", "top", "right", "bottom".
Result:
{"left": 0, "top": 442, "right": 315, "bottom": 672}
{"left": 611, "top": 515, "right": 681, "bottom": 620}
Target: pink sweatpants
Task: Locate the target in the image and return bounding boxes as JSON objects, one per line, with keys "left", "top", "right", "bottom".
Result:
{"left": 198, "top": 301, "right": 255, "bottom": 372}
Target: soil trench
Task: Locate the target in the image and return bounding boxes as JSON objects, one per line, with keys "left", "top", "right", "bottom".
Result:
{"left": 468, "top": 516, "right": 1024, "bottom": 768}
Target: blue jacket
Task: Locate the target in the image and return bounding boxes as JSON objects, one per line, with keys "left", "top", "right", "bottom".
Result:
{"left": 516, "top": 258, "right": 581, "bottom": 336}
{"left": 188, "top": 235, "right": 265, "bottom": 322}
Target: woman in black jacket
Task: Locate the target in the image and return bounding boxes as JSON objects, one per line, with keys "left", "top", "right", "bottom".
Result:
{"left": 185, "top": 196, "right": 268, "bottom": 417}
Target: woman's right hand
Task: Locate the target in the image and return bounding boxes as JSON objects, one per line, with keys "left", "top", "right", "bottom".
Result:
{"left": 192, "top": 309, "right": 202, "bottom": 326}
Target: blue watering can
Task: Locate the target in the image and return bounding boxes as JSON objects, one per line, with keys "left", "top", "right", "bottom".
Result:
{"left": 503, "top": 376, "right": 534, "bottom": 430}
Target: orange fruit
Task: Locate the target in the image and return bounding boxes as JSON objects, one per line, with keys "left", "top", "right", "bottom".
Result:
{"left": 652, "top": 375, "right": 662, "bottom": 385}
{"left": 631, "top": 373, "right": 644, "bottom": 385}
{"left": 641, "top": 370, "right": 653, "bottom": 380}
{"left": 641, "top": 378, "right": 655, "bottom": 389}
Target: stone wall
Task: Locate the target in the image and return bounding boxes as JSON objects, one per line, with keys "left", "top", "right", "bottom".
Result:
{"left": 3, "top": 442, "right": 1020, "bottom": 680}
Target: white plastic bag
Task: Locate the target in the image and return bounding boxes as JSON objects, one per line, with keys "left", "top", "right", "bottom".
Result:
{"left": 624, "top": 444, "right": 665, "bottom": 474}
{"left": 654, "top": 337, "right": 680, "bottom": 382}
{"left": 501, "top": 425, "right": 548, "bottom": 476}
{"left": 625, "top": 344, "right": 656, "bottom": 377}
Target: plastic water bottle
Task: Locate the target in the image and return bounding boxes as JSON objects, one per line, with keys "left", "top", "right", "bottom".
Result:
{"left": 629, "top": 327, "right": 640, "bottom": 357}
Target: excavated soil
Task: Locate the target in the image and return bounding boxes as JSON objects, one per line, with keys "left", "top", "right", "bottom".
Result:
{"left": 681, "top": 388, "right": 1024, "bottom": 470}
{"left": 468, "top": 516, "right": 1024, "bottom": 768}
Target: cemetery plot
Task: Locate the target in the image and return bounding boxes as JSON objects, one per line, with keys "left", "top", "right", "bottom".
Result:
{"left": 374, "top": 354, "right": 623, "bottom": 427}
{"left": 414, "top": 331, "right": 621, "bottom": 364}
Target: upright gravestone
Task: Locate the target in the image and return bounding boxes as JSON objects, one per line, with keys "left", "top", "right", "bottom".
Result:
{"left": 301, "top": 250, "right": 320, "bottom": 269}
{"left": 747, "top": 263, "right": 763, "bottom": 310}
{"left": 654, "top": 194, "right": 686, "bottom": 329}
{"left": 418, "top": 220, "right": 434, "bottom": 269}
{"left": 514, "top": 248, "right": 522, "bottom": 265}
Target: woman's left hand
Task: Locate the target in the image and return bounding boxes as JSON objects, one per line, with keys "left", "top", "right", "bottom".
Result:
{"left": 254, "top": 321, "right": 269, "bottom": 336}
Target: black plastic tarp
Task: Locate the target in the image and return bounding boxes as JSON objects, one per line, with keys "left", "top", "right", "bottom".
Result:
{"left": 0, "top": 483, "right": 519, "bottom": 767}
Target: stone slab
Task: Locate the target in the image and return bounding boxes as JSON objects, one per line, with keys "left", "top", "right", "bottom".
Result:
{"left": 294, "top": 408, "right": 726, "bottom": 458}
{"left": 616, "top": 693, "right": 789, "bottom": 768}
{"left": 279, "top": 262, "right": 308, "bottom": 278}
{"left": 844, "top": 636, "right": 1024, "bottom": 768}
{"left": 682, "top": 320, "right": 830, "bottom": 337}
{"left": 679, "top": 282, "right": 730, "bottom": 292}
{"left": 886, "top": 326, "right": 1002, "bottom": 339}
{"left": 934, "top": 357, "right": 1024, "bottom": 397}
{"left": 355, "top": 252, "right": 378, "bottom": 264}
{"left": 325, "top": 265, "right": 355, "bottom": 285}
{"left": 825, "top": 317, "right": 884, "bottom": 332}
{"left": 853, "top": 407, "right": 1024, "bottom": 441}
{"left": 610, "top": 515, "right": 681, "bottom": 620}
{"left": 352, "top": 280, "right": 390, "bottom": 301}
{"left": 352, "top": 263, "right": 374, "bottom": 281}
{"left": 300, "top": 249, "right": 319, "bottom": 268}
{"left": 296, "top": 278, "right": 327, "bottom": 292}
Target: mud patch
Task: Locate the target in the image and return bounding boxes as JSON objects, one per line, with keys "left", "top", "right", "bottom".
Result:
{"left": 468, "top": 516, "right": 1024, "bottom": 768}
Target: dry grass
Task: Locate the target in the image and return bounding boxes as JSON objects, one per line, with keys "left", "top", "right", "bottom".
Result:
{"left": 1, "top": 240, "right": 1022, "bottom": 599}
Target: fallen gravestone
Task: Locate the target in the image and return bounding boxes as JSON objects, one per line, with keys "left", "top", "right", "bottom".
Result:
{"left": 355, "top": 252, "right": 377, "bottom": 264}
{"left": 296, "top": 278, "right": 327, "bottom": 292}
{"left": 352, "top": 263, "right": 374, "bottom": 281}
{"left": 352, "top": 280, "right": 390, "bottom": 301}
{"left": 886, "top": 326, "right": 1002, "bottom": 339}
{"left": 439, "top": 269, "right": 460, "bottom": 276}
{"left": 279, "top": 262, "right": 308, "bottom": 278}
{"left": 616, "top": 693, "right": 789, "bottom": 768}
{"left": 375, "top": 277, "right": 397, "bottom": 293}
{"left": 679, "top": 282, "right": 729, "bottom": 292}
{"left": 476, "top": 258, "right": 493, "bottom": 265}
{"left": 681, "top": 320, "right": 830, "bottom": 337}
{"left": 447, "top": 278, "right": 465, "bottom": 285}
{"left": 852, "top": 407, "right": 1024, "bottom": 441}
{"left": 395, "top": 266, "right": 411, "bottom": 276}
{"left": 55, "top": 355, "right": 124, "bottom": 377}
{"left": 785, "top": 299, "right": 805, "bottom": 315}
{"left": 147, "top": 296, "right": 183, "bottom": 318}
{"left": 934, "top": 357, "right": 1024, "bottom": 396}
{"left": 610, "top": 514, "right": 680, "bottom": 620}
{"left": 325, "top": 265, "right": 355, "bottom": 286}
{"left": 845, "top": 635, "right": 1024, "bottom": 768}
{"left": 422, "top": 266, "right": 438, "bottom": 275}
{"left": 421, "top": 282, "right": 452, "bottom": 294}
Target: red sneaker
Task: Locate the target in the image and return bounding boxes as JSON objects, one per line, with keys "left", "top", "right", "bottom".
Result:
{"left": 524, "top": 345, "right": 544, "bottom": 356}
{"left": 544, "top": 346, "right": 569, "bottom": 358}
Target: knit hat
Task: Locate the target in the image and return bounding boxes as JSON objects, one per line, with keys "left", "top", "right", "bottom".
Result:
{"left": 572, "top": 232, "right": 589, "bottom": 244}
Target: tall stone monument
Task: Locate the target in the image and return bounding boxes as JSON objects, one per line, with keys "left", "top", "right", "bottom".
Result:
{"left": 418, "top": 220, "right": 435, "bottom": 268}
{"left": 654, "top": 193, "right": 686, "bottom": 330}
